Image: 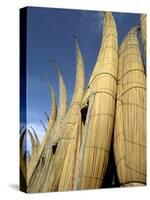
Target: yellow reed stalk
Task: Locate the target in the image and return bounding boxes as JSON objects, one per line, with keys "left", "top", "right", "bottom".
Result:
{"left": 114, "top": 26, "right": 146, "bottom": 186}
{"left": 76, "top": 12, "right": 118, "bottom": 189}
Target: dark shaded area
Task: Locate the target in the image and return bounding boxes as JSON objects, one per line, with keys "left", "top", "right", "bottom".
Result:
{"left": 101, "top": 139, "right": 120, "bottom": 188}
{"left": 20, "top": 7, "right": 28, "bottom": 193}
{"left": 52, "top": 142, "right": 58, "bottom": 154}
{"left": 20, "top": 7, "right": 27, "bottom": 125}
{"left": 20, "top": 168, "right": 27, "bottom": 192}
{"left": 41, "top": 156, "right": 45, "bottom": 167}
{"left": 81, "top": 103, "right": 89, "bottom": 124}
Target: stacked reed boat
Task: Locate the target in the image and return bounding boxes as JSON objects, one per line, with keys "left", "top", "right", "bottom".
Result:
{"left": 75, "top": 12, "right": 118, "bottom": 190}
{"left": 20, "top": 12, "right": 147, "bottom": 193}
{"left": 114, "top": 26, "right": 146, "bottom": 187}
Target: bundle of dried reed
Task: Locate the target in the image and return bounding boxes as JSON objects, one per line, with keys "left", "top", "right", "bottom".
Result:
{"left": 114, "top": 27, "right": 146, "bottom": 186}
{"left": 41, "top": 38, "right": 85, "bottom": 192}
{"left": 20, "top": 128, "right": 39, "bottom": 186}
{"left": 27, "top": 84, "right": 57, "bottom": 191}
{"left": 21, "top": 11, "right": 147, "bottom": 193}
{"left": 76, "top": 12, "right": 118, "bottom": 189}
{"left": 26, "top": 129, "right": 39, "bottom": 183}
{"left": 28, "top": 65, "right": 68, "bottom": 192}
{"left": 22, "top": 151, "right": 31, "bottom": 176}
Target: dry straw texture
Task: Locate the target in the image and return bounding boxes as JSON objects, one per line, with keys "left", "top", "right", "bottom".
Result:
{"left": 27, "top": 85, "right": 57, "bottom": 192}
{"left": 114, "top": 27, "right": 146, "bottom": 186}
{"left": 41, "top": 39, "right": 85, "bottom": 192}
{"left": 76, "top": 12, "right": 118, "bottom": 189}
{"left": 28, "top": 65, "right": 68, "bottom": 192}
{"left": 20, "top": 128, "right": 39, "bottom": 190}
{"left": 21, "top": 11, "right": 147, "bottom": 193}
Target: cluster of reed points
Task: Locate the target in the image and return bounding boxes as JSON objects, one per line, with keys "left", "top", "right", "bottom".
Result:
{"left": 20, "top": 12, "right": 146, "bottom": 193}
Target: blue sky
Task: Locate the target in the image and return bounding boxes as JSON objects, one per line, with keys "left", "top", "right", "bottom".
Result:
{"left": 21, "top": 7, "right": 142, "bottom": 145}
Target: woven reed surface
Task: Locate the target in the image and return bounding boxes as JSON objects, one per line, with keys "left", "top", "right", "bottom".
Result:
{"left": 28, "top": 66, "right": 67, "bottom": 192}
{"left": 114, "top": 27, "right": 146, "bottom": 186}
{"left": 27, "top": 85, "right": 57, "bottom": 189}
{"left": 20, "top": 129, "right": 39, "bottom": 185}
{"left": 24, "top": 151, "right": 31, "bottom": 172}
{"left": 28, "top": 67, "right": 68, "bottom": 192}
{"left": 51, "top": 65, "right": 68, "bottom": 144}
{"left": 40, "top": 40, "right": 85, "bottom": 192}
{"left": 140, "top": 14, "right": 147, "bottom": 54}
{"left": 26, "top": 129, "right": 39, "bottom": 185}
{"left": 76, "top": 12, "right": 118, "bottom": 189}
{"left": 22, "top": 12, "right": 147, "bottom": 192}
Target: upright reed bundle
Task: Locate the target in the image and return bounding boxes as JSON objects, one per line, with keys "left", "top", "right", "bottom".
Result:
{"left": 76, "top": 12, "right": 118, "bottom": 189}
{"left": 34, "top": 66, "right": 68, "bottom": 192}
{"left": 24, "top": 151, "right": 31, "bottom": 171}
{"left": 41, "top": 38, "right": 85, "bottom": 192}
{"left": 20, "top": 11, "right": 147, "bottom": 193}
{"left": 26, "top": 129, "right": 39, "bottom": 184}
{"left": 31, "top": 65, "right": 68, "bottom": 193}
{"left": 114, "top": 27, "right": 146, "bottom": 186}
{"left": 27, "top": 85, "right": 57, "bottom": 192}
{"left": 20, "top": 128, "right": 39, "bottom": 187}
